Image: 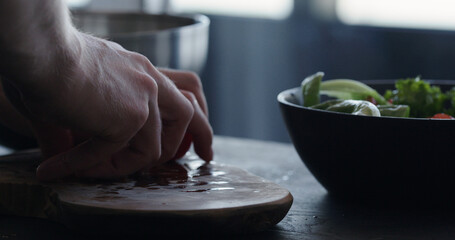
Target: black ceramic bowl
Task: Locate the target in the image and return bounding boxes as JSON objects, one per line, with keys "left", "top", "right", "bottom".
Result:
{"left": 278, "top": 80, "right": 455, "bottom": 202}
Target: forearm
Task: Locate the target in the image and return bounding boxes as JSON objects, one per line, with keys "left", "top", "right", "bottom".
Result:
{"left": 0, "top": 0, "right": 80, "bottom": 88}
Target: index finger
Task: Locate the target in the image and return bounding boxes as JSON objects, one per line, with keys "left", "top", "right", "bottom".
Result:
{"left": 158, "top": 68, "right": 209, "bottom": 116}
{"left": 181, "top": 90, "right": 213, "bottom": 161}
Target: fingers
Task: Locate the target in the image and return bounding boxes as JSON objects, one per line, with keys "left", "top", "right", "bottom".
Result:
{"left": 157, "top": 89, "right": 193, "bottom": 162}
{"left": 158, "top": 112, "right": 192, "bottom": 163}
{"left": 180, "top": 90, "right": 213, "bottom": 161}
{"left": 121, "top": 99, "right": 162, "bottom": 168}
{"left": 77, "top": 100, "right": 162, "bottom": 178}
{"left": 37, "top": 91, "right": 163, "bottom": 180}
{"left": 35, "top": 63, "right": 212, "bottom": 180}
{"left": 36, "top": 136, "right": 127, "bottom": 181}
{"left": 154, "top": 68, "right": 213, "bottom": 162}
{"left": 158, "top": 68, "right": 209, "bottom": 116}
{"left": 145, "top": 70, "right": 195, "bottom": 163}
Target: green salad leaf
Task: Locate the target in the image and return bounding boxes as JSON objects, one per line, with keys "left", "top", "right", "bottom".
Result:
{"left": 383, "top": 77, "right": 446, "bottom": 118}
{"left": 377, "top": 105, "right": 410, "bottom": 118}
{"left": 311, "top": 99, "right": 381, "bottom": 117}
{"left": 320, "top": 79, "right": 388, "bottom": 105}
{"left": 298, "top": 72, "right": 455, "bottom": 119}
{"left": 444, "top": 87, "right": 455, "bottom": 116}
{"left": 301, "top": 72, "right": 323, "bottom": 107}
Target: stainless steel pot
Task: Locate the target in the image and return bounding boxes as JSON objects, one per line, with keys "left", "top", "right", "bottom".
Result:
{"left": 71, "top": 11, "right": 209, "bottom": 73}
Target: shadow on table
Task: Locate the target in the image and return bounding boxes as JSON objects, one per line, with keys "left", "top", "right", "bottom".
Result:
{"left": 310, "top": 194, "right": 455, "bottom": 239}
{"left": 1, "top": 214, "right": 289, "bottom": 240}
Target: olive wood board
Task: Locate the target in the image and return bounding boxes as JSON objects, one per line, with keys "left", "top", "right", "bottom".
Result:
{"left": 0, "top": 149, "right": 293, "bottom": 236}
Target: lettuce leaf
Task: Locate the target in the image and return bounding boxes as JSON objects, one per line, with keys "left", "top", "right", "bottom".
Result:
{"left": 384, "top": 77, "right": 446, "bottom": 118}
{"left": 320, "top": 79, "right": 388, "bottom": 105}
{"left": 301, "top": 72, "right": 323, "bottom": 107}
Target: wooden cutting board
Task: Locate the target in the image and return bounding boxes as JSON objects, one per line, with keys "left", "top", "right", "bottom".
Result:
{"left": 0, "top": 150, "right": 293, "bottom": 237}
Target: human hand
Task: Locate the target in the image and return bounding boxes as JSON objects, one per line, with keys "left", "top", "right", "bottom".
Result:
{"left": 2, "top": 32, "right": 213, "bottom": 181}
{"left": 158, "top": 68, "right": 211, "bottom": 160}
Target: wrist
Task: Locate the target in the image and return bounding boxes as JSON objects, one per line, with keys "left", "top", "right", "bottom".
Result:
{"left": 0, "top": 1, "right": 82, "bottom": 91}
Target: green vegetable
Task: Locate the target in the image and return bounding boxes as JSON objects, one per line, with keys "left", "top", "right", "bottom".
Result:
{"left": 301, "top": 72, "right": 324, "bottom": 107}
{"left": 383, "top": 77, "right": 446, "bottom": 118}
{"left": 298, "top": 72, "right": 455, "bottom": 119}
{"left": 444, "top": 87, "right": 455, "bottom": 116}
{"left": 377, "top": 105, "right": 410, "bottom": 118}
{"left": 310, "top": 99, "right": 343, "bottom": 110}
{"left": 320, "top": 79, "right": 388, "bottom": 105}
{"left": 311, "top": 99, "right": 381, "bottom": 117}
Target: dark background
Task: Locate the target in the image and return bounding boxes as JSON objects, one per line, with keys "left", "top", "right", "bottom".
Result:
{"left": 199, "top": 1, "right": 455, "bottom": 142}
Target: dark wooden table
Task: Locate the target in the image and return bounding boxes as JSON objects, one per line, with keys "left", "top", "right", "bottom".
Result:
{"left": 2, "top": 136, "right": 455, "bottom": 239}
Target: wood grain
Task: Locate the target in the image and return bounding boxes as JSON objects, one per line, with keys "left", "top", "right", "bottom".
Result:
{"left": 0, "top": 150, "right": 293, "bottom": 236}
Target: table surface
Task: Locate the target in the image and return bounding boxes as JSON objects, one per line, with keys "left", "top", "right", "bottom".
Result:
{"left": 1, "top": 136, "right": 455, "bottom": 240}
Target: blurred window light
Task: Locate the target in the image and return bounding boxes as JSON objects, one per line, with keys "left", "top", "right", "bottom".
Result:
{"left": 336, "top": 0, "right": 455, "bottom": 31}
{"left": 65, "top": 0, "right": 91, "bottom": 8}
{"left": 170, "top": 0, "right": 294, "bottom": 20}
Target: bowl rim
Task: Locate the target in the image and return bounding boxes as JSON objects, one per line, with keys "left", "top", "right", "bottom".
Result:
{"left": 71, "top": 10, "right": 210, "bottom": 38}
{"left": 277, "top": 79, "right": 455, "bottom": 121}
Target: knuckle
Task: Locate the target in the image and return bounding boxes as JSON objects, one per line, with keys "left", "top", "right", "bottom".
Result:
{"left": 181, "top": 99, "right": 195, "bottom": 121}
{"left": 132, "top": 107, "right": 149, "bottom": 129}
{"left": 107, "top": 110, "right": 148, "bottom": 142}
{"left": 185, "top": 72, "right": 203, "bottom": 89}
{"left": 134, "top": 72, "right": 158, "bottom": 96}
{"left": 132, "top": 52, "right": 151, "bottom": 65}
{"left": 110, "top": 41, "right": 125, "bottom": 50}
{"left": 184, "top": 91, "right": 197, "bottom": 102}
{"left": 181, "top": 91, "right": 199, "bottom": 109}
{"left": 146, "top": 77, "right": 158, "bottom": 95}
